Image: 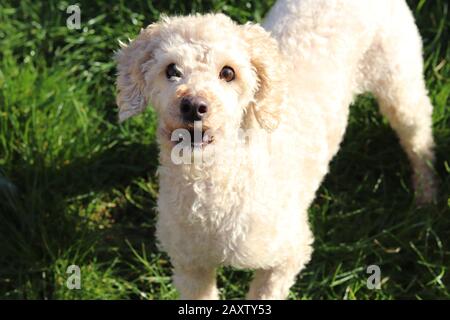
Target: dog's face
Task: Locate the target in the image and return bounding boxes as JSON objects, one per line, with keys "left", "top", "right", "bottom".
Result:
{"left": 116, "top": 14, "right": 284, "bottom": 151}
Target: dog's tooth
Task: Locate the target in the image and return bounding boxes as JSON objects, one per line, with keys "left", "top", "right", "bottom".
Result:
{"left": 118, "top": 40, "right": 128, "bottom": 48}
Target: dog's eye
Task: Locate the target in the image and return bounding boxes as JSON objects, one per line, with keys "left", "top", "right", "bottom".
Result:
{"left": 219, "top": 66, "right": 235, "bottom": 82}
{"left": 166, "top": 63, "right": 182, "bottom": 80}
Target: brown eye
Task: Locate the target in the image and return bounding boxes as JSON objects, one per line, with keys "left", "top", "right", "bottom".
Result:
{"left": 166, "top": 63, "right": 182, "bottom": 80}
{"left": 219, "top": 66, "right": 235, "bottom": 82}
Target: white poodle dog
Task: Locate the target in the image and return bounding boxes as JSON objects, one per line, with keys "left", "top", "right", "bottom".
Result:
{"left": 116, "top": 0, "right": 436, "bottom": 299}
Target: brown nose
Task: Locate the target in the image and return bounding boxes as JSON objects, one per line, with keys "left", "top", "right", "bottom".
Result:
{"left": 180, "top": 97, "right": 208, "bottom": 122}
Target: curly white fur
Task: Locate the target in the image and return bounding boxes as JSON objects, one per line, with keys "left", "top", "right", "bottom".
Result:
{"left": 116, "top": 0, "right": 436, "bottom": 299}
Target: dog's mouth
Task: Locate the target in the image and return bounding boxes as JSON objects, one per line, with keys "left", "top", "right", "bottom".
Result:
{"left": 173, "top": 127, "right": 214, "bottom": 148}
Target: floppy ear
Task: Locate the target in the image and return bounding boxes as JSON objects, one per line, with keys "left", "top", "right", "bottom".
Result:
{"left": 241, "top": 23, "right": 285, "bottom": 131}
{"left": 115, "top": 24, "right": 161, "bottom": 122}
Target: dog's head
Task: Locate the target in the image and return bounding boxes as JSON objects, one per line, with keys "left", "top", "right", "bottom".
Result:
{"left": 116, "top": 14, "right": 283, "bottom": 151}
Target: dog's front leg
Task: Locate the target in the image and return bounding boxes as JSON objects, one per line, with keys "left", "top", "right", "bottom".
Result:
{"left": 172, "top": 263, "right": 219, "bottom": 300}
{"left": 246, "top": 266, "right": 298, "bottom": 300}
{"left": 246, "top": 252, "right": 311, "bottom": 300}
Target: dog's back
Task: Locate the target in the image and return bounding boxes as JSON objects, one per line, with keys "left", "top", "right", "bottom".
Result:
{"left": 263, "top": 0, "right": 436, "bottom": 204}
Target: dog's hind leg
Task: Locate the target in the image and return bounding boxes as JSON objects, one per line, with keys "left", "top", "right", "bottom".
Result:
{"left": 172, "top": 264, "right": 219, "bottom": 300}
{"left": 363, "top": 6, "right": 437, "bottom": 204}
{"left": 373, "top": 77, "right": 436, "bottom": 204}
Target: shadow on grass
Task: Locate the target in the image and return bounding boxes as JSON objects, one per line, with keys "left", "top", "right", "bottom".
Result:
{"left": 0, "top": 140, "right": 161, "bottom": 298}
{"left": 295, "top": 121, "right": 450, "bottom": 299}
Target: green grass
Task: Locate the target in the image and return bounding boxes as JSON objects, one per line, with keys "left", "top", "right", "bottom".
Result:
{"left": 0, "top": 0, "right": 449, "bottom": 300}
